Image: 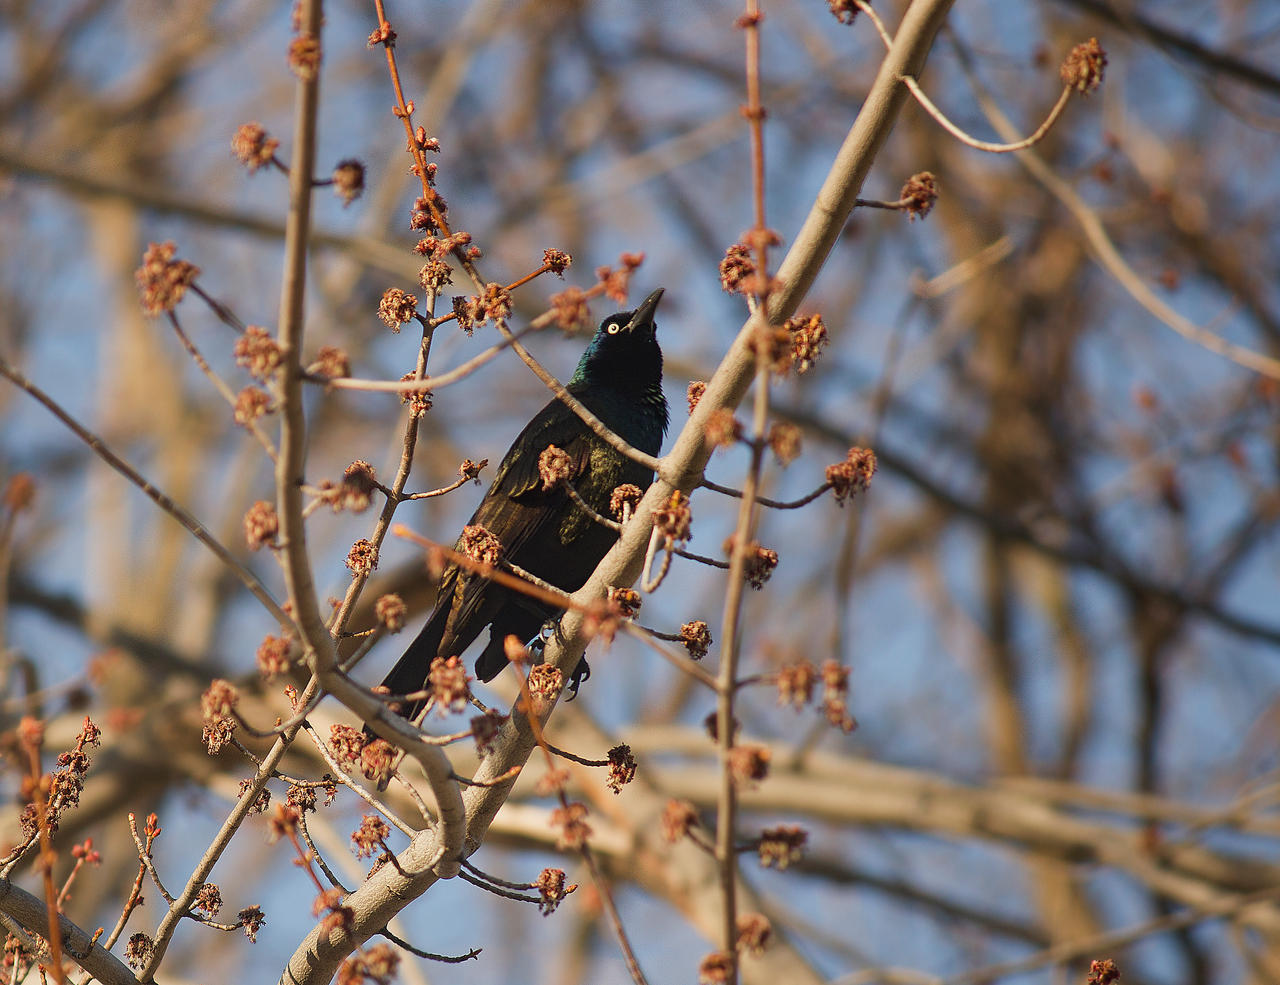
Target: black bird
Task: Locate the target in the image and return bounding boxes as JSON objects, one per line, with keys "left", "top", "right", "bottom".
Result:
{"left": 376, "top": 288, "right": 668, "bottom": 722}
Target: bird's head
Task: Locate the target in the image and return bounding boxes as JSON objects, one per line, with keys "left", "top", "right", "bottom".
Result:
{"left": 570, "top": 288, "right": 665, "bottom": 391}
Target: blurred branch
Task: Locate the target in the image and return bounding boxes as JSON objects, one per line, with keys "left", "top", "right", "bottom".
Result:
{"left": 949, "top": 37, "right": 1280, "bottom": 380}
{"left": 0, "top": 146, "right": 419, "bottom": 281}
{"left": 0, "top": 875, "right": 141, "bottom": 985}
{"left": 782, "top": 404, "right": 1280, "bottom": 648}
{"left": 1053, "top": 0, "right": 1280, "bottom": 97}
{"left": 0, "top": 356, "right": 292, "bottom": 630}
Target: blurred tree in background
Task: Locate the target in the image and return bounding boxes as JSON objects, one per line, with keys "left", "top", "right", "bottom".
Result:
{"left": 2, "top": 1, "right": 1280, "bottom": 983}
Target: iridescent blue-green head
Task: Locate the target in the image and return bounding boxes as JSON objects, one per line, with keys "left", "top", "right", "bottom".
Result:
{"left": 569, "top": 288, "right": 665, "bottom": 399}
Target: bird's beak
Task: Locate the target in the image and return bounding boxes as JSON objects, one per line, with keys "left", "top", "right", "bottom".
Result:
{"left": 626, "top": 288, "right": 665, "bottom": 332}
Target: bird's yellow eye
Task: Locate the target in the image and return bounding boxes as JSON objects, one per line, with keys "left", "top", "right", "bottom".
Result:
{"left": 606, "top": 321, "right": 623, "bottom": 335}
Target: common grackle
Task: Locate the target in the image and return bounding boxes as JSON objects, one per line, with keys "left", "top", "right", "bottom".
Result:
{"left": 376, "top": 288, "right": 668, "bottom": 723}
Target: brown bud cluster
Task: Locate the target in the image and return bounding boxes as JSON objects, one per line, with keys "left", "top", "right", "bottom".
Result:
{"left": 827, "top": 447, "right": 877, "bottom": 504}
{"left": 338, "top": 944, "right": 399, "bottom": 985}
{"left": 287, "top": 783, "right": 318, "bottom": 813}
{"left": 193, "top": 883, "right": 223, "bottom": 919}
{"left": 737, "top": 913, "right": 773, "bottom": 955}
{"left": 459, "top": 524, "right": 502, "bottom": 566}
{"left": 526, "top": 663, "right": 563, "bottom": 701}
{"left": 367, "top": 23, "right": 396, "bottom": 47}
{"left": 350, "top": 813, "right": 390, "bottom": 859}
{"left": 478, "top": 281, "right": 512, "bottom": 322}
{"left": 360, "top": 739, "right": 396, "bottom": 787}
{"left": 768, "top": 422, "right": 803, "bottom": 465}
{"left": 256, "top": 634, "right": 294, "bottom": 678}
{"left": 331, "top": 159, "right": 365, "bottom": 206}
{"left": 471, "top": 709, "right": 507, "bottom": 755}
{"left": 243, "top": 500, "right": 279, "bottom": 550}
{"left": 377, "top": 288, "right": 418, "bottom": 331}
{"left": 536, "top": 868, "right": 573, "bottom": 915}
{"left": 231, "top": 123, "right": 279, "bottom": 172}
{"left": 550, "top": 801, "right": 592, "bottom": 850}
{"left": 125, "top": 933, "right": 155, "bottom": 970}
{"left": 900, "top": 171, "right": 938, "bottom": 221}
{"left": 595, "top": 252, "right": 645, "bottom": 304}
{"left": 551, "top": 285, "right": 591, "bottom": 333}
{"left": 757, "top": 825, "right": 807, "bottom": 869}
{"left": 610, "top": 483, "right": 643, "bottom": 522}
{"left": 338, "top": 460, "right": 379, "bottom": 513}
{"left": 719, "top": 243, "right": 756, "bottom": 295}
{"left": 237, "top": 905, "right": 266, "bottom": 942}
{"left": 419, "top": 259, "right": 453, "bottom": 293}
{"left": 687, "top": 380, "right": 707, "bottom": 413}
{"left": 239, "top": 781, "right": 270, "bottom": 815}
{"left": 680, "top": 621, "right": 712, "bottom": 659}
{"left": 542, "top": 248, "right": 572, "bottom": 275}
{"left": 234, "top": 326, "right": 282, "bottom": 380}
{"left": 234, "top": 386, "right": 272, "bottom": 426}
{"left": 288, "top": 34, "right": 321, "bottom": 81}
{"left": 827, "top": 0, "right": 858, "bottom": 24}
{"left": 785, "top": 313, "right": 829, "bottom": 374}
{"left": 608, "top": 586, "right": 641, "bottom": 618}
{"left": 699, "top": 951, "right": 734, "bottom": 985}
{"left": 201, "top": 680, "right": 239, "bottom": 754}
{"left": 729, "top": 744, "right": 771, "bottom": 787}
{"left": 375, "top": 594, "right": 407, "bottom": 633}
{"left": 1087, "top": 959, "right": 1121, "bottom": 985}
{"left": 725, "top": 537, "right": 778, "bottom": 589}
{"left": 410, "top": 192, "right": 450, "bottom": 235}
{"left": 398, "top": 373, "right": 432, "bottom": 417}
{"left": 428, "top": 655, "right": 471, "bottom": 714}
{"left": 328, "top": 724, "right": 367, "bottom": 769}
{"left": 653, "top": 490, "right": 692, "bottom": 545}
{"left": 706, "top": 408, "right": 743, "bottom": 449}
{"left": 1061, "top": 37, "right": 1107, "bottom": 94}
{"left": 460, "top": 458, "right": 487, "bottom": 483}
{"left": 776, "top": 661, "right": 817, "bottom": 709}
{"left": 136, "top": 242, "right": 199, "bottom": 316}
{"left": 606, "top": 744, "right": 637, "bottom": 793}
{"left": 308, "top": 345, "right": 351, "bottom": 379}
{"left": 452, "top": 294, "right": 479, "bottom": 335}
{"left": 821, "top": 659, "right": 856, "bottom": 733}
{"left": 538, "top": 444, "right": 573, "bottom": 491}
{"left": 345, "top": 538, "right": 379, "bottom": 576}
{"left": 661, "top": 799, "right": 700, "bottom": 843}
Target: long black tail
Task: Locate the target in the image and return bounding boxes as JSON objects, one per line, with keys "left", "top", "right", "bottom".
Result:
{"left": 368, "top": 602, "right": 450, "bottom": 731}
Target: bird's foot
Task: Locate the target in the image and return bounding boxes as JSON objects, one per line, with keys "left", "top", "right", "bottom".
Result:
{"left": 523, "top": 620, "right": 589, "bottom": 699}
{"left": 566, "top": 657, "right": 590, "bottom": 699}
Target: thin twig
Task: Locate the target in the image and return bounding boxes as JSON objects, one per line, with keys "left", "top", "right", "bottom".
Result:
{"left": 140, "top": 677, "right": 320, "bottom": 978}
{"left": 378, "top": 927, "right": 481, "bottom": 963}
{"left": 0, "top": 355, "right": 292, "bottom": 631}
{"left": 950, "top": 36, "right": 1280, "bottom": 381}
{"left": 127, "top": 815, "right": 175, "bottom": 905}
{"left": 300, "top": 723, "right": 419, "bottom": 838}
{"left": 313, "top": 319, "right": 539, "bottom": 394}
{"left": 623, "top": 623, "right": 720, "bottom": 690}
{"left": 297, "top": 811, "right": 351, "bottom": 894}
{"left": 714, "top": 3, "right": 771, "bottom": 976}
{"left": 900, "top": 76, "right": 1073, "bottom": 153}
{"left": 700, "top": 476, "right": 832, "bottom": 510}
{"left": 166, "top": 312, "right": 277, "bottom": 461}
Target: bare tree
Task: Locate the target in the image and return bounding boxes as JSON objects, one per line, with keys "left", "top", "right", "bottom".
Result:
{"left": 2, "top": 2, "right": 1279, "bottom": 984}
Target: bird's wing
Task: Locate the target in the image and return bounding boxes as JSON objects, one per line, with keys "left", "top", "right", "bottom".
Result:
{"left": 439, "top": 394, "right": 594, "bottom": 651}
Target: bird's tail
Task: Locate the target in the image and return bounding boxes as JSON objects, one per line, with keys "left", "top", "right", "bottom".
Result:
{"left": 364, "top": 601, "right": 449, "bottom": 737}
